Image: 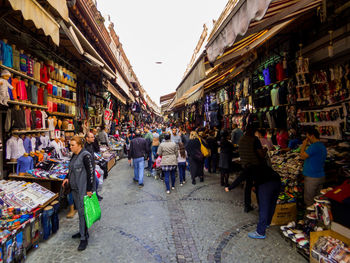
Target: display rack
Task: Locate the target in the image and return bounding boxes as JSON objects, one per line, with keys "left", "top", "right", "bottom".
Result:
{"left": 8, "top": 100, "right": 48, "bottom": 110}
{"left": 11, "top": 129, "right": 50, "bottom": 134}
{"left": 0, "top": 64, "right": 47, "bottom": 86}
{"left": 48, "top": 112, "right": 75, "bottom": 118}
{"left": 48, "top": 94, "right": 76, "bottom": 103}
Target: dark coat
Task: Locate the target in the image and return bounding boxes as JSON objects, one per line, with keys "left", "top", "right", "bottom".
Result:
{"left": 219, "top": 139, "right": 234, "bottom": 169}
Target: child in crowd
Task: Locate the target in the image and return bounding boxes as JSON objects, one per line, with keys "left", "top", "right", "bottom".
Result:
{"left": 177, "top": 142, "right": 187, "bottom": 186}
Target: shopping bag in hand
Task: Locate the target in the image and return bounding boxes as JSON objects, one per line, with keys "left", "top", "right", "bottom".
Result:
{"left": 84, "top": 192, "right": 101, "bottom": 228}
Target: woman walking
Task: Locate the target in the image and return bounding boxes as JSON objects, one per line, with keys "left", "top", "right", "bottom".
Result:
{"left": 219, "top": 131, "right": 234, "bottom": 187}
{"left": 186, "top": 131, "right": 204, "bottom": 185}
{"left": 62, "top": 136, "right": 95, "bottom": 251}
{"left": 177, "top": 142, "right": 187, "bottom": 186}
{"left": 157, "top": 133, "right": 178, "bottom": 194}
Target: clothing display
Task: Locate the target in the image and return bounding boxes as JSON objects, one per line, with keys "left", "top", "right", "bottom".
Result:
{"left": 6, "top": 136, "right": 25, "bottom": 159}
{"left": 16, "top": 155, "right": 34, "bottom": 174}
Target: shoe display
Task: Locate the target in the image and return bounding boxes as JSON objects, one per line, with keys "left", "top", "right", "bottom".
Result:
{"left": 306, "top": 204, "right": 315, "bottom": 211}
{"left": 248, "top": 231, "right": 266, "bottom": 239}
{"left": 306, "top": 212, "right": 317, "bottom": 220}
{"left": 314, "top": 195, "right": 330, "bottom": 204}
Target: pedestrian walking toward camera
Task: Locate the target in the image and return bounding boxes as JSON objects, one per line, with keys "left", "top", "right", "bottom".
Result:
{"left": 157, "top": 133, "right": 178, "bottom": 194}
{"left": 128, "top": 130, "right": 150, "bottom": 188}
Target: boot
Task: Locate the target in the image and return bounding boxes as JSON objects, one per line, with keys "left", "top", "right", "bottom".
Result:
{"left": 66, "top": 205, "right": 77, "bottom": 218}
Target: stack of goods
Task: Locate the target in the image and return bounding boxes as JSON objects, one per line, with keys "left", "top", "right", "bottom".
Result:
{"left": 305, "top": 192, "right": 332, "bottom": 226}
{"left": 270, "top": 151, "right": 304, "bottom": 204}
{"left": 0, "top": 180, "right": 55, "bottom": 211}
{"left": 311, "top": 236, "right": 350, "bottom": 262}
{"left": 280, "top": 220, "right": 324, "bottom": 256}
{"left": 27, "top": 159, "right": 69, "bottom": 180}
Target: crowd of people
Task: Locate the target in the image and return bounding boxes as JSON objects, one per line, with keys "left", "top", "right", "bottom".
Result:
{"left": 62, "top": 121, "right": 327, "bottom": 250}
{"left": 125, "top": 122, "right": 327, "bottom": 240}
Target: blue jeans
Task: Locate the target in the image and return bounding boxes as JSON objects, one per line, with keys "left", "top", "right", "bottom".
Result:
{"left": 51, "top": 202, "right": 60, "bottom": 234}
{"left": 178, "top": 162, "right": 186, "bottom": 183}
{"left": 257, "top": 180, "right": 281, "bottom": 235}
{"left": 164, "top": 170, "right": 176, "bottom": 191}
{"left": 147, "top": 151, "right": 153, "bottom": 172}
{"left": 42, "top": 207, "right": 54, "bottom": 240}
{"left": 133, "top": 157, "right": 145, "bottom": 185}
{"left": 204, "top": 158, "right": 209, "bottom": 169}
{"left": 152, "top": 146, "right": 158, "bottom": 159}
{"left": 67, "top": 193, "right": 74, "bottom": 206}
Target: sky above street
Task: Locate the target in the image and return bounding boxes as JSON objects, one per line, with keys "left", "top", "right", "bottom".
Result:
{"left": 97, "top": 0, "right": 228, "bottom": 105}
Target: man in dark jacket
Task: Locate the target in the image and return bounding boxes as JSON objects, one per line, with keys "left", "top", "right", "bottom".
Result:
{"left": 128, "top": 130, "right": 150, "bottom": 188}
{"left": 84, "top": 132, "right": 103, "bottom": 201}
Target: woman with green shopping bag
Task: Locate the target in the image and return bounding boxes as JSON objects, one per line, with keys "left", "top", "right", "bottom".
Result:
{"left": 62, "top": 136, "right": 95, "bottom": 251}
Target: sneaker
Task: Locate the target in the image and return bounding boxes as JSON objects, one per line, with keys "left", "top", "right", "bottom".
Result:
{"left": 98, "top": 196, "right": 103, "bottom": 201}
{"left": 314, "top": 195, "right": 330, "bottom": 204}
{"left": 306, "top": 204, "right": 315, "bottom": 211}
{"left": 192, "top": 180, "right": 196, "bottom": 185}
{"left": 138, "top": 184, "right": 144, "bottom": 188}
{"left": 248, "top": 231, "right": 266, "bottom": 239}
{"left": 171, "top": 187, "right": 175, "bottom": 190}
{"left": 200, "top": 177, "right": 204, "bottom": 182}
{"left": 72, "top": 232, "right": 81, "bottom": 239}
{"left": 133, "top": 178, "right": 138, "bottom": 183}
{"left": 180, "top": 183, "right": 183, "bottom": 186}
{"left": 166, "top": 190, "right": 170, "bottom": 194}
{"left": 77, "top": 240, "right": 88, "bottom": 251}
{"left": 183, "top": 180, "right": 186, "bottom": 184}
{"left": 306, "top": 212, "right": 317, "bottom": 220}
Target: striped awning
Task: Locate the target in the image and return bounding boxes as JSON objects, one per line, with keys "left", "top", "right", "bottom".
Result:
{"left": 206, "top": 0, "right": 322, "bottom": 63}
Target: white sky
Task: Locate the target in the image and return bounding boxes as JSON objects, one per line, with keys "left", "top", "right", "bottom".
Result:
{"left": 97, "top": 0, "right": 228, "bottom": 105}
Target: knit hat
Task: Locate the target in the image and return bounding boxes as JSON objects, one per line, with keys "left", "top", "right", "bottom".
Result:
{"left": 1, "top": 69, "right": 11, "bottom": 77}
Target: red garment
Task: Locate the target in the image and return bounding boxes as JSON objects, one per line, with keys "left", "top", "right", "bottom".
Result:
{"left": 325, "top": 180, "right": 350, "bottom": 203}
{"left": 25, "top": 108, "right": 32, "bottom": 129}
{"left": 37, "top": 88, "right": 44, "bottom": 105}
{"left": 276, "top": 131, "right": 289, "bottom": 148}
{"left": 47, "top": 83, "right": 53, "bottom": 94}
{"left": 276, "top": 62, "right": 285, "bottom": 81}
{"left": 11, "top": 78, "right": 19, "bottom": 99}
{"left": 53, "top": 102, "right": 57, "bottom": 112}
{"left": 40, "top": 66, "right": 50, "bottom": 83}
{"left": 18, "top": 80, "right": 27, "bottom": 100}
{"left": 48, "top": 101, "right": 53, "bottom": 112}
{"left": 35, "top": 110, "right": 42, "bottom": 129}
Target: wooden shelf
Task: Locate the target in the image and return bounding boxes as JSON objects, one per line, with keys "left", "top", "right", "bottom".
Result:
{"left": 8, "top": 100, "right": 48, "bottom": 109}
{"left": 53, "top": 80, "right": 76, "bottom": 90}
{"left": 0, "top": 64, "right": 47, "bottom": 86}
{"left": 48, "top": 112, "right": 75, "bottom": 118}
{"left": 48, "top": 94, "right": 76, "bottom": 103}
{"left": 12, "top": 129, "right": 49, "bottom": 134}
{"left": 297, "top": 97, "right": 310, "bottom": 102}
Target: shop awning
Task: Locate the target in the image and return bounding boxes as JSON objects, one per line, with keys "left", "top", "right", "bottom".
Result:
{"left": 8, "top": 0, "right": 60, "bottom": 46}
{"left": 107, "top": 81, "right": 127, "bottom": 105}
{"left": 63, "top": 18, "right": 116, "bottom": 79}
{"left": 209, "top": 18, "right": 294, "bottom": 67}
{"left": 47, "top": 0, "right": 69, "bottom": 22}
{"left": 206, "top": 0, "right": 322, "bottom": 63}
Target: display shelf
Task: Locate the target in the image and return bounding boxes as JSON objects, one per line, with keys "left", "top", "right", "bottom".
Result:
{"left": 295, "top": 84, "right": 310, "bottom": 88}
{"left": 48, "top": 94, "right": 76, "bottom": 103}
{"left": 48, "top": 112, "right": 75, "bottom": 118}
{"left": 296, "top": 97, "right": 310, "bottom": 102}
{"left": 0, "top": 64, "right": 47, "bottom": 86}
{"left": 8, "top": 100, "right": 48, "bottom": 110}
{"left": 255, "top": 78, "right": 289, "bottom": 91}
{"left": 52, "top": 80, "right": 76, "bottom": 90}
{"left": 63, "top": 129, "right": 75, "bottom": 132}
{"left": 9, "top": 174, "right": 63, "bottom": 182}
{"left": 302, "top": 97, "right": 350, "bottom": 111}
{"left": 12, "top": 129, "right": 49, "bottom": 134}
{"left": 298, "top": 120, "right": 344, "bottom": 126}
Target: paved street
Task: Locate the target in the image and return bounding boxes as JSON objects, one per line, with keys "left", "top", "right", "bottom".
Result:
{"left": 26, "top": 159, "right": 305, "bottom": 263}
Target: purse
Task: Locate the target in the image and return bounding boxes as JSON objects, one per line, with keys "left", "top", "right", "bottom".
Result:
{"left": 198, "top": 138, "right": 210, "bottom": 158}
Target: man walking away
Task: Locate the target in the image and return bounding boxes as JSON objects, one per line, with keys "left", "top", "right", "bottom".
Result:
{"left": 129, "top": 130, "right": 150, "bottom": 188}
{"left": 143, "top": 126, "right": 153, "bottom": 173}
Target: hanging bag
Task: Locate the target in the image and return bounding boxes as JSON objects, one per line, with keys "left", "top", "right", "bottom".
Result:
{"left": 84, "top": 192, "right": 101, "bottom": 228}
{"left": 198, "top": 138, "right": 210, "bottom": 158}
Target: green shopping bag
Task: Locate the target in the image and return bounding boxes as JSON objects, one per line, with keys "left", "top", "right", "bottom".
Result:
{"left": 84, "top": 192, "right": 101, "bottom": 228}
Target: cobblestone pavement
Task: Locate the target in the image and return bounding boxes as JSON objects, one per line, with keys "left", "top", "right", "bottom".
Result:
{"left": 26, "top": 159, "right": 306, "bottom": 263}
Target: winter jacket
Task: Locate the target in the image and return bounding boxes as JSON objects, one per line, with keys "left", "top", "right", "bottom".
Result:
{"left": 157, "top": 140, "right": 178, "bottom": 166}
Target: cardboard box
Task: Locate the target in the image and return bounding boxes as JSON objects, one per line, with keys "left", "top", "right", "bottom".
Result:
{"left": 271, "top": 202, "right": 297, "bottom": 226}
{"left": 310, "top": 230, "right": 350, "bottom": 263}
{"left": 107, "top": 158, "right": 116, "bottom": 171}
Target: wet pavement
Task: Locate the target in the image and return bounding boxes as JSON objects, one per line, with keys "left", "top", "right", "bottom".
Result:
{"left": 26, "top": 159, "right": 305, "bottom": 263}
